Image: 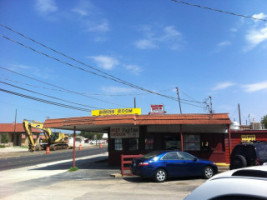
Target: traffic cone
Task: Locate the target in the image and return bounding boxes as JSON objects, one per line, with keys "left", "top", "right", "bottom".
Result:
{"left": 99, "top": 143, "right": 102, "bottom": 148}
{"left": 79, "top": 144, "right": 82, "bottom": 150}
{"left": 46, "top": 146, "right": 50, "bottom": 155}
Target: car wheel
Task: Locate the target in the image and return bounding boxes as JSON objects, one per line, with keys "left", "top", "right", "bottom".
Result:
{"left": 203, "top": 166, "right": 214, "bottom": 179}
{"left": 230, "top": 155, "right": 247, "bottom": 170}
{"left": 155, "top": 169, "right": 167, "bottom": 182}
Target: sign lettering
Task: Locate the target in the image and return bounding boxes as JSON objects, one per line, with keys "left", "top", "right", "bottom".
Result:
{"left": 92, "top": 108, "right": 141, "bottom": 116}
{"left": 110, "top": 127, "right": 139, "bottom": 138}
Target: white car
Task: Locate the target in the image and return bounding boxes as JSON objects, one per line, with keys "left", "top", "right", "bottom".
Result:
{"left": 185, "top": 165, "right": 267, "bottom": 200}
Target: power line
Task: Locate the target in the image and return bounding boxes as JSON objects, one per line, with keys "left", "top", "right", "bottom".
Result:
{"left": 0, "top": 66, "right": 204, "bottom": 109}
{"left": 0, "top": 30, "right": 180, "bottom": 102}
{"left": 171, "top": 0, "right": 267, "bottom": 22}
{"left": 0, "top": 26, "right": 207, "bottom": 110}
{"left": 0, "top": 80, "right": 101, "bottom": 109}
{"left": 0, "top": 88, "right": 92, "bottom": 112}
{"left": 0, "top": 66, "right": 127, "bottom": 108}
{"left": 1, "top": 75, "right": 205, "bottom": 109}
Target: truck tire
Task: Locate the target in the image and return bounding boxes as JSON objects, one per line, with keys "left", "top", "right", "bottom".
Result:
{"left": 230, "top": 155, "right": 247, "bottom": 170}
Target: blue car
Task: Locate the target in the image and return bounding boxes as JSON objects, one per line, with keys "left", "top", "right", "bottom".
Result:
{"left": 130, "top": 150, "right": 218, "bottom": 182}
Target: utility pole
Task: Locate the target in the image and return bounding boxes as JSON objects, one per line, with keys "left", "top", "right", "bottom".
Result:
{"left": 13, "top": 109, "right": 17, "bottom": 143}
{"left": 176, "top": 87, "right": 182, "bottom": 114}
{"left": 209, "top": 96, "right": 213, "bottom": 114}
{"left": 238, "top": 104, "right": 242, "bottom": 125}
{"left": 134, "top": 97, "right": 136, "bottom": 108}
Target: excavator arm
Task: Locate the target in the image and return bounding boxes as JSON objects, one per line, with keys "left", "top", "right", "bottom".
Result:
{"left": 23, "top": 120, "right": 36, "bottom": 152}
{"left": 23, "top": 119, "right": 52, "bottom": 151}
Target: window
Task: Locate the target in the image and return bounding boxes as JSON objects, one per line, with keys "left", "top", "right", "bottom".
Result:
{"left": 162, "top": 152, "right": 179, "bottom": 160}
{"left": 256, "top": 144, "right": 267, "bottom": 160}
{"left": 210, "top": 194, "right": 266, "bottom": 200}
{"left": 145, "top": 137, "right": 154, "bottom": 150}
{"left": 128, "top": 138, "right": 138, "bottom": 150}
{"left": 184, "top": 135, "right": 200, "bottom": 151}
{"left": 115, "top": 138, "right": 122, "bottom": 151}
{"left": 178, "top": 151, "right": 196, "bottom": 160}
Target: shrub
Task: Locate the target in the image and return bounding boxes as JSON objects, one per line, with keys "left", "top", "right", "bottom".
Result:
{"left": 1, "top": 134, "right": 9, "bottom": 143}
{"left": 69, "top": 166, "right": 79, "bottom": 172}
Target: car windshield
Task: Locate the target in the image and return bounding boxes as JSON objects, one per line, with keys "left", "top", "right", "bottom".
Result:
{"left": 142, "top": 151, "right": 164, "bottom": 159}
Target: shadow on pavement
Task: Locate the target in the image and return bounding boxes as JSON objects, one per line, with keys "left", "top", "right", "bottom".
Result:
{"left": 123, "top": 176, "right": 207, "bottom": 183}
{"left": 30, "top": 156, "right": 120, "bottom": 171}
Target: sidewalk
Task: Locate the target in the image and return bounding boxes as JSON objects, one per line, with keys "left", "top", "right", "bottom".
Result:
{"left": 0, "top": 146, "right": 29, "bottom": 153}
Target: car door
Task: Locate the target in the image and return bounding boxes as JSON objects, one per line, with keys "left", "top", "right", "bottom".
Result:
{"left": 178, "top": 152, "right": 203, "bottom": 176}
{"left": 161, "top": 152, "right": 185, "bottom": 177}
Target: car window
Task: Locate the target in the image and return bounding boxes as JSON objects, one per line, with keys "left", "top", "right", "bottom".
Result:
{"left": 246, "top": 145, "right": 256, "bottom": 159}
{"left": 162, "top": 152, "right": 179, "bottom": 160}
{"left": 232, "top": 145, "right": 245, "bottom": 156}
{"left": 256, "top": 144, "right": 267, "bottom": 160}
{"left": 210, "top": 194, "right": 266, "bottom": 200}
{"left": 142, "top": 151, "right": 163, "bottom": 159}
{"left": 178, "top": 152, "right": 196, "bottom": 160}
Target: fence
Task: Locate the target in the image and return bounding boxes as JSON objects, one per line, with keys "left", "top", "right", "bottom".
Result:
{"left": 121, "top": 154, "right": 143, "bottom": 176}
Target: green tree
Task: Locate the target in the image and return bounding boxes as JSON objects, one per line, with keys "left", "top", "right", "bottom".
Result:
{"left": 1, "top": 134, "right": 9, "bottom": 143}
{"left": 79, "top": 131, "right": 103, "bottom": 139}
{"left": 261, "top": 115, "right": 267, "bottom": 129}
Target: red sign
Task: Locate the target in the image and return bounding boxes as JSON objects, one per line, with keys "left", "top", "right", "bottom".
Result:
{"left": 150, "top": 104, "right": 166, "bottom": 114}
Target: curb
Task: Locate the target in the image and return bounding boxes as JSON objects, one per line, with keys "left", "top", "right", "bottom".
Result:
{"left": 216, "top": 163, "right": 230, "bottom": 167}
{"left": 110, "top": 173, "right": 122, "bottom": 178}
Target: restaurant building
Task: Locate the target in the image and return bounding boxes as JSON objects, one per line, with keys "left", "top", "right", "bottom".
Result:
{"left": 44, "top": 109, "right": 232, "bottom": 165}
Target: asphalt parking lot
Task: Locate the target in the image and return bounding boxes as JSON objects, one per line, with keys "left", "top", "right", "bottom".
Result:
{"left": 0, "top": 152, "right": 221, "bottom": 200}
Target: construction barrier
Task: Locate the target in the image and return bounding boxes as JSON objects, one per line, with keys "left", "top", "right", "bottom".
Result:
{"left": 46, "top": 146, "right": 50, "bottom": 155}
{"left": 99, "top": 143, "right": 102, "bottom": 148}
{"left": 79, "top": 144, "right": 82, "bottom": 150}
{"left": 121, "top": 154, "right": 143, "bottom": 176}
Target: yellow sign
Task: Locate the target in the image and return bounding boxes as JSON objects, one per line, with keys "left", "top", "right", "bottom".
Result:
{"left": 241, "top": 135, "right": 256, "bottom": 142}
{"left": 92, "top": 108, "right": 141, "bottom": 116}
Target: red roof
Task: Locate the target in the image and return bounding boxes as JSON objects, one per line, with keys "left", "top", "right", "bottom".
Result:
{"left": 44, "top": 113, "right": 231, "bottom": 130}
{"left": 0, "top": 123, "right": 42, "bottom": 133}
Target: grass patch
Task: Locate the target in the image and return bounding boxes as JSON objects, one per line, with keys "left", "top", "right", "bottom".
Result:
{"left": 69, "top": 166, "right": 79, "bottom": 172}
{"left": 0, "top": 145, "right": 6, "bottom": 148}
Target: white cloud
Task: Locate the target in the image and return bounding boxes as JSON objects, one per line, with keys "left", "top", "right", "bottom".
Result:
{"left": 72, "top": 1, "right": 109, "bottom": 33}
{"left": 35, "top": 0, "right": 58, "bottom": 15}
{"left": 135, "top": 25, "right": 183, "bottom": 50}
{"left": 9, "top": 64, "right": 52, "bottom": 79}
{"left": 243, "top": 81, "right": 267, "bottom": 92}
{"left": 212, "top": 82, "right": 235, "bottom": 91}
{"left": 9, "top": 64, "right": 31, "bottom": 71}
{"left": 87, "top": 21, "right": 109, "bottom": 32}
{"left": 101, "top": 86, "right": 135, "bottom": 94}
{"left": 89, "top": 55, "right": 119, "bottom": 70}
{"left": 246, "top": 26, "right": 267, "bottom": 48}
{"left": 125, "top": 65, "right": 142, "bottom": 75}
{"left": 244, "top": 12, "right": 267, "bottom": 50}
{"left": 135, "top": 39, "right": 157, "bottom": 49}
{"left": 160, "top": 26, "right": 181, "bottom": 40}
{"left": 218, "top": 41, "right": 231, "bottom": 47}
{"left": 230, "top": 28, "right": 238, "bottom": 32}
{"left": 72, "top": 8, "right": 88, "bottom": 16}
{"left": 252, "top": 13, "right": 267, "bottom": 21}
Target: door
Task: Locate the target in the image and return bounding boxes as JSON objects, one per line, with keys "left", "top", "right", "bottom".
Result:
{"left": 161, "top": 152, "right": 185, "bottom": 177}
{"left": 178, "top": 152, "right": 203, "bottom": 176}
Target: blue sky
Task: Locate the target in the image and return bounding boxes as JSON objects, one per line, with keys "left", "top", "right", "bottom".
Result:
{"left": 1, "top": 0, "right": 267, "bottom": 125}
